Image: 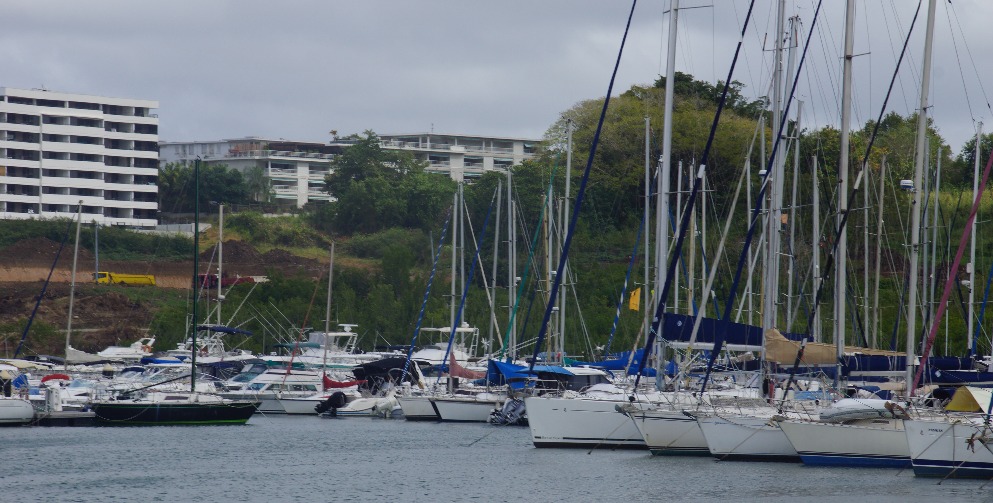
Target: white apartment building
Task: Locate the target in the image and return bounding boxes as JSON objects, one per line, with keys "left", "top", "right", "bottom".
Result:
{"left": 159, "top": 137, "right": 340, "bottom": 209}
{"left": 354, "top": 133, "right": 539, "bottom": 182}
{"left": 159, "top": 133, "right": 540, "bottom": 208}
{"left": 0, "top": 87, "right": 159, "bottom": 228}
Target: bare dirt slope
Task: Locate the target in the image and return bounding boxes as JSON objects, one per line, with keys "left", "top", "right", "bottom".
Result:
{"left": 0, "top": 238, "right": 323, "bottom": 357}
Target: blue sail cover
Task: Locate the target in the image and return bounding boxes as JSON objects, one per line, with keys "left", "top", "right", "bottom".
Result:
{"left": 486, "top": 360, "right": 577, "bottom": 389}
{"left": 570, "top": 349, "right": 646, "bottom": 372}
{"left": 662, "top": 313, "right": 766, "bottom": 347}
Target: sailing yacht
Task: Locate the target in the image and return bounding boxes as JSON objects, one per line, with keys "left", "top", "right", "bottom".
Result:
{"left": 90, "top": 160, "right": 256, "bottom": 426}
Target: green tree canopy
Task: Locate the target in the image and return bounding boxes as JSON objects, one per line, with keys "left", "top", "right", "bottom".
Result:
{"left": 158, "top": 162, "right": 250, "bottom": 212}
{"left": 323, "top": 131, "right": 456, "bottom": 234}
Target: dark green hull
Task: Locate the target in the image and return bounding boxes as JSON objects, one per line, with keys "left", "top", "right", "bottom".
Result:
{"left": 92, "top": 401, "right": 256, "bottom": 425}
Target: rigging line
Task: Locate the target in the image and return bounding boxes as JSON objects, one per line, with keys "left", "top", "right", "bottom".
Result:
{"left": 943, "top": 0, "right": 975, "bottom": 123}
{"left": 462, "top": 187, "right": 501, "bottom": 338}
{"left": 498, "top": 153, "right": 561, "bottom": 360}
{"left": 800, "top": 1, "right": 923, "bottom": 351}
{"left": 13, "top": 216, "right": 75, "bottom": 358}
{"left": 529, "top": 0, "right": 639, "bottom": 374}
{"left": 606, "top": 204, "right": 647, "bottom": 355}
{"left": 438, "top": 188, "right": 498, "bottom": 385}
{"left": 880, "top": 0, "right": 911, "bottom": 115}
{"left": 914, "top": 150, "right": 993, "bottom": 394}
{"left": 973, "top": 247, "right": 993, "bottom": 357}
{"left": 947, "top": 0, "right": 993, "bottom": 119}
{"left": 400, "top": 204, "right": 453, "bottom": 383}
{"left": 699, "top": 0, "right": 823, "bottom": 395}
{"left": 281, "top": 260, "right": 326, "bottom": 384}
{"left": 634, "top": 0, "right": 760, "bottom": 390}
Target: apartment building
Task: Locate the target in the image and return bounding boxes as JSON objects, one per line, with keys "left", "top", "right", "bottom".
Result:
{"left": 0, "top": 87, "right": 159, "bottom": 228}
{"left": 159, "top": 137, "right": 341, "bottom": 209}
{"left": 348, "top": 133, "right": 539, "bottom": 182}
{"left": 160, "top": 133, "right": 540, "bottom": 208}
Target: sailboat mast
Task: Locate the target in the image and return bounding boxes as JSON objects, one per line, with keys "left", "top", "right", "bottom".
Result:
{"left": 450, "top": 189, "right": 458, "bottom": 333}
{"left": 64, "top": 201, "right": 83, "bottom": 372}
{"left": 560, "top": 121, "right": 573, "bottom": 361}
{"left": 763, "top": 0, "right": 786, "bottom": 332}
{"left": 659, "top": 0, "right": 678, "bottom": 311}
{"left": 834, "top": 0, "right": 856, "bottom": 386}
{"left": 787, "top": 101, "right": 802, "bottom": 331}
{"left": 192, "top": 157, "right": 201, "bottom": 392}
{"left": 872, "top": 157, "right": 887, "bottom": 348}
{"left": 969, "top": 123, "right": 982, "bottom": 354}
{"left": 644, "top": 117, "right": 652, "bottom": 349}
{"left": 812, "top": 155, "right": 821, "bottom": 342}
{"left": 507, "top": 165, "right": 516, "bottom": 358}
{"left": 323, "top": 242, "right": 335, "bottom": 371}
{"left": 217, "top": 204, "right": 223, "bottom": 325}
{"left": 907, "top": 0, "right": 937, "bottom": 390}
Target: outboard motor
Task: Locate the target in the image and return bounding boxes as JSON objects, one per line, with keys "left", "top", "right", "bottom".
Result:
{"left": 315, "top": 391, "right": 348, "bottom": 417}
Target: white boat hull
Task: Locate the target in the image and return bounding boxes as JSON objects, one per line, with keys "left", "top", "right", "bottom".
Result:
{"left": 398, "top": 396, "right": 438, "bottom": 421}
{"left": 905, "top": 418, "right": 993, "bottom": 478}
{"left": 629, "top": 407, "right": 709, "bottom": 456}
{"left": 525, "top": 396, "right": 646, "bottom": 450}
{"left": 778, "top": 418, "right": 909, "bottom": 468}
{"left": 431, "top": 396, "right": 502, "bottom": 423}
{"left": 0, "top": 398, "right": 34, "bottom": 425}
{"left": 695, "top": 412, "right": 797, "bottom": 461}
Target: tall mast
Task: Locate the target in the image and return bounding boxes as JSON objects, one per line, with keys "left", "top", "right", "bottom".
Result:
{"left": 928, "top": 148, "right": 943, "bottom": 345}
{"left": 968, "top": 123, "right": 982, "bottom": 355}
{"left": 192, "top": 158, "right": 200, "bottom": 393}
{"left": 907, "top": 0, "right": 937, "bottom": 390}
{"left": 812, "top": 155, "right": 821, "bottom": 342}
{"left": 507, "top": 164, "right": 516, "bottom": 358}
{"left": 658, "top": 0, "right": 678, "bottom": 309}
{"left": 644, "top": 117, "right": 652, "bottom": 346}
{"left": 450, "top": 189, "right": 458, "bottom": 331}
{"left": 763, "top": 0, "right": 787, "bottom": 332}
{"left": 323, "top": 242, "right": 335, "bottom": 371}
{"left": 64, "top": 201, "right": 83, "bottom": 372}
{"left": 217, "top": 204, "right": 223, "bottom": 325}
{"left": 872, "top": 156, "right": 887, "bottom": 348}
{"left": 834, "top": 0, "right": 856, "bottom": 385}
{"left": 560, "top": 121, "right": 573, "bottom": 361}
{"left": 489, "top": 180, "right": 502, "bottom": 357}
{"left": 787, "top": 101, "right": 802, "bottom": 331}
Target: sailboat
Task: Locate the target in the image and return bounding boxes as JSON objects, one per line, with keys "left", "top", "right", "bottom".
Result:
{"left": 90, "top": 159, "right": 256, "bottom": 425}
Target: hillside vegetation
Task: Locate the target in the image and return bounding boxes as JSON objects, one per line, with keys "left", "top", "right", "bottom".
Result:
{"left": 4, "top": 74, "right": 992, "bottom": 360}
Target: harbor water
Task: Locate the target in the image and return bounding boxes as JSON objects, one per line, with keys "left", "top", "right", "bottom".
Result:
{"left": 2, "top": 416, "right": 986, "bottom": 502}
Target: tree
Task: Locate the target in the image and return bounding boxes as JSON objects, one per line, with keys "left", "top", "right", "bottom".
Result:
{"left": 323, "top": 131, "right": 455, "bottom": 234}
{"left": 244, "top": 165, "right": 273, "bottom": 203}
{"left": 157, "top": 162, "right": 250, "bottom": 212}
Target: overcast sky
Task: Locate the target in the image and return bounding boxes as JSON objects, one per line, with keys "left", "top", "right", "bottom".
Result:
{"left": 4, "top": 1, "right": 991, "bottom": 153}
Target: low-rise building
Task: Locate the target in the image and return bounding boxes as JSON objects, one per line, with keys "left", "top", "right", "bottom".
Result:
{"left": 159, "top": 137, "right": 340, "bottom": 208}
{"left": 160, "top": 133, "right": 540, "bottom": 208}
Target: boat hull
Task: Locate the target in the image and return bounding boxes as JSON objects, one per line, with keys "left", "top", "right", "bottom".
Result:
{"left": 778, "top": 419, "right": 909, "bottom": 468}
{"left": 0, "top": 398, "right": 35, "bottom": 425}
{"left": 629, "top": 408, "right": 709, "bottom": 456}
{"left": 905, "top": 419, "right": 993, "bottom": 478}
{"left": 525, "top": 396, "right": 646, "bottom": 450}
{"left": 695, "top": 413, "right": 798, "bottom": 462}
{"left": 431, "top": 397, "right": 502, "bottom": 423}
{"left": 398, "top": 396, "right": 439, "bottom": 421}
{"left": 92, "top": 401, "right": 256, "bottom": 425}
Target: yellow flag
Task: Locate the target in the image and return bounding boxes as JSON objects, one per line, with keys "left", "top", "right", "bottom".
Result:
{"left": 629, "top": 287, "right": 641, "bottom": 311}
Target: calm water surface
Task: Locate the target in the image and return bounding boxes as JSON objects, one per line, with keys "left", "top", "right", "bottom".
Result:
{"left": 2, "top": 415, "right": 986, "bottom": 502}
